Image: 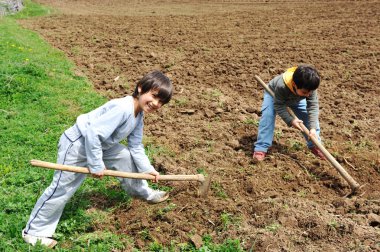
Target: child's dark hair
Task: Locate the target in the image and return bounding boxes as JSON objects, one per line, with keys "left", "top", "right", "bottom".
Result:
{"left": 293, "top": 65, "right": 320, "bottom": 91}
{"left": 133, "top": 70, "right": 173, "bottom": 104}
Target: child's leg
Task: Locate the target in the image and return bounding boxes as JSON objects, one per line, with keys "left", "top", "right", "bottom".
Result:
{"left": 254, "top": 91, "right": 276, "bottom": 153}
{"left": 103, "top": 144, "right": 154, "bottom": 200}
{"left": 25, "top": 134, "right": 87, "bottom": 237}
{"left": 290, "top": 100, "right": 321, "bottom": 148}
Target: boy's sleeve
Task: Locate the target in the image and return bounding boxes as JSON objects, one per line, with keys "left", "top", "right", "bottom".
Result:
{"left": 84, "top": 106, "right": 126, "bottom": 173}
{"left": 127, "top": 117, "right": 156, "bottom": 173}
{"left": 306, "top": 91, "right": 319, "bottom": 129}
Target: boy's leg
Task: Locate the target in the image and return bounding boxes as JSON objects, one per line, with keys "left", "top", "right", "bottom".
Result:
{"left": 103, "top": 144, "right": 155, "bottom": 201}
{"left": 24, "top": 134, "right": 87, "bottom": 238}
{"left": 290, "top": 100, "right": 321, "bottom": 148}
{"left": 254, "top": 91, "right": 276, "bottom": 153}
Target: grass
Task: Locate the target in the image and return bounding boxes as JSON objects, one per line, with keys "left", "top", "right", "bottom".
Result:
{"left": 0, "top": 1, "right": 243, "bottom": 251}
{"left": 265, "top": 223, "right": 281, "bottom": 233}
{"left": 219, "top": 211, "right": 241, "bottom": 232}
{"left": 211, "top": 181, "right": 228, "bottom": 199}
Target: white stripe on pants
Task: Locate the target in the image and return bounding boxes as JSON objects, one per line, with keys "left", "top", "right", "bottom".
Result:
{"left": 25, "top": 126, "right": 153, "bottom": 237}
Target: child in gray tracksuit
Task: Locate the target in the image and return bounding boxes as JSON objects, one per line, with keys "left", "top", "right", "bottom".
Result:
{"left": 22, "top": 70, "right": 172, "bottom": 248}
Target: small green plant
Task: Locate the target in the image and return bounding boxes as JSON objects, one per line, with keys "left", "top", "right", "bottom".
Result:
{"left": 282, "top": 173, "right": 295, "bottom": 182}
{"left": 356, "top": 138, "right": 373, "bottom": 150}
{"left": 145, "top": 142, "right": 176, "bottom": 159}
{"left": 164, "top": 61, "right": 175, "bottom": 70}
{"left": 202, "top": 89, "right": 222, "bottom": 101}
{"left": 155, "top": 203, "right": 176, "bottom": 219}
{"left": 298, "top": 189, "right": 307, "bottom": 197}
{"left": 139, "top": 228, "right": 152, "bottom": 241}
{"left": 243, "top": 118, "right": 259, "bottom": 126}
{"left": 206, "top": 140, "right": 215, "bottom": 153}
{"left": 274, "top": 129, "right": 283, "bottom": 141}
{"left": 211, "top": 89, "right": 222, "bottom": 98}
{"left": 219, "top": 211, "right": 241, "bottom": 231}
{"left": 196, "top": 167, "right": 207, "bottom": 175}
{"left": 211, "top": 182, "right": 227, "bottom": 199}
{"left": 265, "top": 223, "right": 281, "bottom": 233}
{"left": 220, "top": 212, "right": 232, "bottom": 231}
{"left": 70, "top": 231, "right": 131, "bottom": 250}
{"left": 201, "top": 235, "right": 243, "bottom": 251}
{"left": 327, "top": 220, "right": 339, "bottom": 232}
{"left": 149, "top": 240, "right": 164, "bottom": 251}
{"left": 287, "top": 140, "right": 304, "bottom": 151}
{"left": 174, "top": 97, "right": 188, "bottom": 107}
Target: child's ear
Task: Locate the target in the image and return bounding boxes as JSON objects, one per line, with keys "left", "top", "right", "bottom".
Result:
{"left": 138, "top": 86, "right": 142, "bottom": 94}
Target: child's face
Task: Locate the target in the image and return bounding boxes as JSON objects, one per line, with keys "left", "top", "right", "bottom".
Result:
{"left": 137, "top": 88, "right": 163, "bottom": 114}
{"left": 296, "top": 88, "right": 312, "bottom": 97}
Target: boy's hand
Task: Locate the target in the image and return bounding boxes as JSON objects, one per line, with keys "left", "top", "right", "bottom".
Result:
{"left": 291, "top": 118, "right": 303, "bottom": 131}
{"left": 149, "top": 170, "right": 160, "bottom": 183}
{"left": 309, "top": 128, "right": 317, "bottom": 140}
{"left": 91, "top": 167, "right": 106, "bottom": 179}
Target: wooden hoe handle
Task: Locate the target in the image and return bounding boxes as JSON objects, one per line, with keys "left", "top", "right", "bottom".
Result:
{"left": 30, "top": 160, "right": 205, "bottom": 182}
{"left": 254, "top": 75, "right": 360, "bottom": 191}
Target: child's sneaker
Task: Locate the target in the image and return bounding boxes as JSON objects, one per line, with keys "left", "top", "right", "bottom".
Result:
{"left": 22, "top": 229, "right": 57, "bottom": 248}
{"left": 309, "top": 146, "right": 326, "bottom": 160}
{"left": 146, "top": 190, "right": 169, "bottom": 204}
{"left": 252, "top": 151, "right": 266, "bottom": 162}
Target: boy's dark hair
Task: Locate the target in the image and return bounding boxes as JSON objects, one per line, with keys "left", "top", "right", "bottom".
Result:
{"left": 133, "top": 70, "right": 173, "bottom": 104}
{"left": 293, "top": 65, "right": 320, "bottom": 91}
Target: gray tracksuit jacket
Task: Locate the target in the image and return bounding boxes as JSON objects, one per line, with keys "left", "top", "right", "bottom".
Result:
{"left": 76, "top": 95, "right": 155, "bottom": 174}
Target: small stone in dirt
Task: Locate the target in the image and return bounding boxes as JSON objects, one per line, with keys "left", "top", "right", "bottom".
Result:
{"left": 227, "top": 139, "right": 240, "bottom": 149}
{"left": 238, "top": 114, "right": 246, "bottom": 122}
{"left": 189, "top": 234, "right": 203, "bottom": 249}
{"left": 215, "top": 108, "right": 224, "bottom": 114}
{"left": 141, "top": 218, "right": 149, "bottom": 227}
{"left": 204, "top": 109, "right": 215, "bottom": 118}
{"left": 278, "top": 215, "right": 298, "bottom": 227}
{"left": 179, "top": 109, "right": 196, "bottom": 115}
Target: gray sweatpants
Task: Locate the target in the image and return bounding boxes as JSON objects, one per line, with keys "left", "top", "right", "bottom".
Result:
{"left": 24, "top": 124, "right": 154, "bottom": 237}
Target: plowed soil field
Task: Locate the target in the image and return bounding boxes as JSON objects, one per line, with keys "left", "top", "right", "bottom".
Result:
{"left": 20, "top": 0, "right": 380, "bottom": 251}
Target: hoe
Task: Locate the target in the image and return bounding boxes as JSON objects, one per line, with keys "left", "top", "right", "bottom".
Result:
{"left": 254, "top": 75, "right": 362, "bottom": 196}
{"left": 30, "top": 159, "right": 212, "bottom": 197}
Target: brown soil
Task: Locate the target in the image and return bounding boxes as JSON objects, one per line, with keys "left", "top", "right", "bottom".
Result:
{"left": 20, "top": 0, "right": 380, "bottom": 251}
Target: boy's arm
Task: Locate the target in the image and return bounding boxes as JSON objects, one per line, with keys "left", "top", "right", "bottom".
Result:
{"left": 127, "top": 116, "right": 156, "bottom": 173}
{"left": 83, "top": 106, "right": 126, "bottom": 173}
{"left": 306, "top": 90, "right": 319, "bottom": 130}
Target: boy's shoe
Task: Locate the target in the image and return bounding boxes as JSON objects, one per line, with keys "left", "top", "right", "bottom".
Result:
{"left": 252, "top": 151, "right": 266, "bottom": 162}
{"left": 147, "top": 190, "right": 169, "bottom": 204}
{"left": 22, "top": 229, "right": 57, "bottom": 248}
{"left": 309, "top": 146, "right": 326, "bottom": 160}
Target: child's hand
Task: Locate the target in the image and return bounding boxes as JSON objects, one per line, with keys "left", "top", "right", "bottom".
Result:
{"left": 309, "top": 128, "right": 317, "bottom": 140}
{"left": 291, "top": 118, "right": 303, "bottom": 131}
{"left": 91, "top": 168, "right": 106, "bottom": 179}
{"left": 149, "top": 170, "right": 160, "bottom": 183}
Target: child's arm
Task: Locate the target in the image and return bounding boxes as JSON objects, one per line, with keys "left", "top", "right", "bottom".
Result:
{"left": 127, "top": 117, "right": 156, "bottom": 174}
{"left": 306, "top": 90, "right": 319, "bottom": 130}
{"left": 81, "top": 105, "right": 127, "bottom": 174}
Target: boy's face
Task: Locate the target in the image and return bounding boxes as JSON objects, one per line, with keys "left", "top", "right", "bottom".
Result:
{"left": 137, "top": 88, "right": 163, "bottom": 114}
{"left": 296, "top": 88, "right": 312, "bottom": 97}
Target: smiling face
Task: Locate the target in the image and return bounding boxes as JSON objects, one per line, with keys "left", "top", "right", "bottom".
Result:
{"left": 134, "top": 88, "right": 163, "bottom": 115}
